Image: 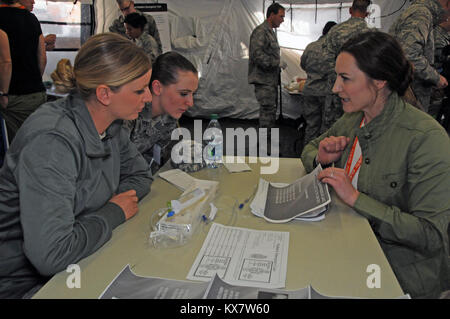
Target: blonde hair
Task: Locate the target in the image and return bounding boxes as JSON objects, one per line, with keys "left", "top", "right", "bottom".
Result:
{"left": 73, "top": 32, "right": 151, "bottom": 99}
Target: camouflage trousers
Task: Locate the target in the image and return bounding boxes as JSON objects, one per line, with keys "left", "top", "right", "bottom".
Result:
{"left": 321, "top": 94, "right": 343, "bottom": 133}
{"left": 254, "top": 84, "right": 278, "bottom": 129}
{"left": 302, "top": 95, "right": 325, "bottom": 144}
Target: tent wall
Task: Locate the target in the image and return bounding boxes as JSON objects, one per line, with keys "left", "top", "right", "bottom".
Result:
{"left": 91, "top": 0, "right": 410, "bottom": 120}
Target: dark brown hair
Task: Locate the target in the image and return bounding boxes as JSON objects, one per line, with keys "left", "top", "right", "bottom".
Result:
{"left": 339, "top": 31, "right": 413, "bottom": 96}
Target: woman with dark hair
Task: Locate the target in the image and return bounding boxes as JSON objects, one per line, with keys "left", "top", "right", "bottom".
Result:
{"left": 125, "top": 51, "right": 200, "bottom": 174}
{"left": 301, "top": 31, "right": 450, "bottom": 298}
{"left": 124, "top": 12, "right": 160, "bottom": 63}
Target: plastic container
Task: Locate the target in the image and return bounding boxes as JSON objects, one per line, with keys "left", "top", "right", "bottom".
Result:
{"left": 170, "top": 188, "right": 205, "bottom": 213}
{"left": 205, "top": 114, "right": 223, "bottom": 168}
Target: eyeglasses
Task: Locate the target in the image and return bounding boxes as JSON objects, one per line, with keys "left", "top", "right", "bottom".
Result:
{"left": 120, "top": 4, "right": 131, "bottom": 12}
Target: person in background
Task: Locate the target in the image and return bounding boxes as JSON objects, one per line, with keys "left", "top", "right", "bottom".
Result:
{"left": 0, "top": 28, "right": 11, "bottom": 167}
{"left": 300, "top": 21, "right": 336, "bottom": 145}
{"left": 0, "top": 0, "right": 46, "bottom": 143}
{"left": 248, "top": 2, "right": 286, "bottom": 152}
{"left": 124, "top": 51, "right": 201, "bottom": 175}
{"left": 0, "top": 32, "right": 153, "bottom": 299}
{"left": 18, "top": 0, "right": 57, "bottom": 51}
{"left": 429, "top": 18, "right": 450, "bottom": 119}
{"left": 320, "top": 0, "right": 371, "bottom": 133}
{"left": 0, "top": 29, "right": 11, "bottom": 110}
{"left": 124, "top": 12, "right": 161, "bottom": 63}
{"left": 302, "top": 31, "right": 450, "bottom": 299}
{"left": 390, "top": 0, "right": 450, "bottom": 113}
{"left": 110, "top": 0, "right": 162, "bottom": 54}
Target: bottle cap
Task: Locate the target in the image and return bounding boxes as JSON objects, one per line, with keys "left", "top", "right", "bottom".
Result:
{"left": 211, "top": 114, "right": 218, "bottom": 120}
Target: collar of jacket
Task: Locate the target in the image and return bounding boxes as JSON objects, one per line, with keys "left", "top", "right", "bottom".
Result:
{"left": 414, "top": 0, "right": 446, "bottom": 26}
{"left": 68, "top": 93, "right": 122, "bottom": 158}
{"left": 263, "top": 20, "right": 276, "bottom": 34}
{"left": 355, "top": 92, "right": 404, "bottom": 141}
{"left": 140, "top": 102, "right": 174, "bottom": 126}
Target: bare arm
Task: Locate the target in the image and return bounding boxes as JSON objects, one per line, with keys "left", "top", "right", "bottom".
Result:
{"left": 37, "top": 34, "right": 47, "bottom": 76}
{"left": 0, "top": 29, "right": 11, "bottom": 108}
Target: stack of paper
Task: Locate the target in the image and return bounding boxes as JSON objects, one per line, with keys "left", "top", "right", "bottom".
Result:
{"left": 250, "top": 165, "right": 330, "bottom": 223}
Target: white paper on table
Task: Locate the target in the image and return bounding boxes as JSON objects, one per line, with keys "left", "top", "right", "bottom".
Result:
{"left": 223, "top": 162, "right": 252, "bottom": 173}
{"left": 222, "top": 156, "right": 252, "bottom": 173}
{"left": 187, "top": 223, "right": 289, "bottom": 289}
{"left": 158, "top": 169, "right": 196, "bottom": 191}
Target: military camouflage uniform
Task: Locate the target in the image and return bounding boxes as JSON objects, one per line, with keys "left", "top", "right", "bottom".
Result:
{"left": 434, "top": 25, "right": 450, "bottom": 59}
{"left": 321, "top": 17, "right": 370, "bottom": 131}
{"left": 430, "top": 24, "right": 450, "bottom": 118}
{"left": 248, "top": 20, "right": 280, "bottom": 129}
{"left": 123, "top": 102, "right": 177, "bottom": 175}
{"left": 132, "top": 32, "right": 160, "bottom": 64}
{"left": 109, "top": 9, "right": 162, "bottom": 54}
{"left": 124, "top": 103, "right": 206, "bottom": 175}
{"left": 389, "top": 0, "right": 445, "bottom": 112}
{"left": 300, "top": 35, "right": 327, "bottom": 144}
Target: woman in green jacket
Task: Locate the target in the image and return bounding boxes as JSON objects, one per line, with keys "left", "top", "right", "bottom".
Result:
{"left": 301, "top": 31, "right": 450, "bottom": 298}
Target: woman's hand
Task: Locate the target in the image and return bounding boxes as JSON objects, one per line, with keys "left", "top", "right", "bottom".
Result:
{"left": 318, "top": 167, "right": 360, "bottom": 207}
{"left": 109, "top": 189, "right": 139, "bottom": 220}
{"left": 317, "top": 136, "right": 350, "bottom": 165}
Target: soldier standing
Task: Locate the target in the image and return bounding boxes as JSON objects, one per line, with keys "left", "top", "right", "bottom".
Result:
{"left": 320, "top": 0, "right": 371, "bottom": 132}
{"left": 430, "top": 19, "right": 450, "bottom": 119}
{"left": 124, "top": 12, "right": 161, "bottom": 63}
{"left": 110, "top": 0, "right": 162, "bottom": 54}
{"left": 248, "top": 2, "right": 286, "bottom": 139}
{"left": 390, "top": 0, "right": 450, "bottom": 113}
{"left": 300, "top": 21, "right": 336, "bottom": 144}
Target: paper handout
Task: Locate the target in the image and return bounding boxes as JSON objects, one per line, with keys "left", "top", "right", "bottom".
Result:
{"left": 250, "top": 165, "right": 330, "bottom": 223}
{"left": 186, "top": 223, "right": 289, "bottom": 289}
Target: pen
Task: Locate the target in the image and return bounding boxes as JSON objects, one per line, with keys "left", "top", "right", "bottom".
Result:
{"left": 239, "top": 184, "right": 258, "bottom": 209}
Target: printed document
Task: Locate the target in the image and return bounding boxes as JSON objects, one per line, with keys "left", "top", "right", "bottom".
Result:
{"left": 99, "top": 265, "right": 209, "bottom": 299}
{"left": 99, "top": 266, "right": 411, "bottom": 299}
{"left": 186, "top": 223, "right": 289, "bottom": 288}
{"left": 250, "top": 165, "right": 330, "bottom": 223}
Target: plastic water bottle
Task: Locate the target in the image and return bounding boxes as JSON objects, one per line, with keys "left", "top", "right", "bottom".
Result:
{"left": 205, "top": 114, "right": 223, "bottom": 168}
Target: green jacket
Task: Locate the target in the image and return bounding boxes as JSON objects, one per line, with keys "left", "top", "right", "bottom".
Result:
{"left": 302, "top": 92, "right": 450, "bottom": 298}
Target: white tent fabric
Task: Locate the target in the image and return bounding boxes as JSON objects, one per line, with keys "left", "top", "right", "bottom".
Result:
{"left": 93, "top": 0, "right": 411, "bottom": 120}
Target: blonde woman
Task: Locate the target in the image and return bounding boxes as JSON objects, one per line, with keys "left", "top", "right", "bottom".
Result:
{"left": 0, "top": 33, "right": 153, "bottom": 299}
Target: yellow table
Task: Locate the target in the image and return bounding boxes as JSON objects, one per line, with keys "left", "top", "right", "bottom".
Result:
{"left": 34, "top": 157, "right": 404, "bottom": 299}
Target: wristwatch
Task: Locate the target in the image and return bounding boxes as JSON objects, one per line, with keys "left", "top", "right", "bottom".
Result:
{"left": 0, "top": 91, "right": 8, "bottom": 97}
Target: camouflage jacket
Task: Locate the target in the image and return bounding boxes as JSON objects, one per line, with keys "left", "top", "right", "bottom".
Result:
{"left": 323, "top": 17, "right": 370, "bottom": 90}
{"left": 109, "top": 9, "right": 162, "bottom": 54}
{"left": 133, "top": 32, "right": 160, "bottom": 64}
{"left": 248, "top": 20, "right": 280, "bottom": 86}
{"left": 301, "top": 35, "right": 329, "bottom": 96}
{"left": 434, "top": 25, "right": 450, "bottom": 71}
{"left": 389, "top": 0, "right": 445, "bottom": 86}
{"left": 123, "top": 102, "right": 177, "bottom": 174}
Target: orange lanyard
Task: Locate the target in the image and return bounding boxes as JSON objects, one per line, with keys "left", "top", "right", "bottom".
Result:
{"left": 345, "top": 117, "right": 365, "bottom": 182}
{"left": 0, "top": 5, "right": 26, "bottom": 9}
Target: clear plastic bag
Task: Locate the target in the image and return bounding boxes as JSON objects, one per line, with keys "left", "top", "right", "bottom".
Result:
{"left": 149, "top": 181, "right": 218, "bottom": 249}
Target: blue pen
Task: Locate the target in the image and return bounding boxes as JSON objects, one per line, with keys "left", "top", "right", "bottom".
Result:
{"left": 239, "top": 184, "right": 258, "bottom": 209}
